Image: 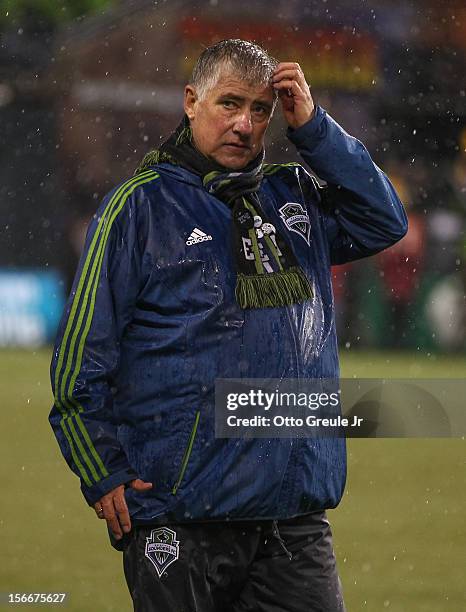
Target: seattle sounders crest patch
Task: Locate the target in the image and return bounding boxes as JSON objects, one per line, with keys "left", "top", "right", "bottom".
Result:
{"left": 145, "top": 527, "right": 180, "bottom": 577}
{"left": 279, "top": 202, "right": 311, "bottom": 245}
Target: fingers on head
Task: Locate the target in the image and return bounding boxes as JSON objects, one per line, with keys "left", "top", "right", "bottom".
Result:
{"left": 277, "top": 79, "right": 303, "bottom": 96}
{"left": 276, "top": 61, "right": 300, "bottom": 71}
{"left": 280, "top": 63, "right": 302, "bottom": 74}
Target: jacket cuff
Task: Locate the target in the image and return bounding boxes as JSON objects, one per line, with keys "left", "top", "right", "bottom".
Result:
{"left": 286, "top": 105, "right": 327, "bottom": 149}
{"left": 81, "top": 467, "right": 139, "bottom": 505}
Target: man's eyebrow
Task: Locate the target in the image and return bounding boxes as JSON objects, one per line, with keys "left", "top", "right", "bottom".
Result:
{"left": 217, "top": 93, "right": 245, "bottom": 103}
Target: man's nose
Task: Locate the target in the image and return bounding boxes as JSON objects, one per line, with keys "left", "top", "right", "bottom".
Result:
{"left": 233, "top": 111, "right": 253, "bottom": 136}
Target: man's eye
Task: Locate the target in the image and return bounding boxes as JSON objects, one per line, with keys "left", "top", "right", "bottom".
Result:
{"left": 222, "top": 100, "right": 236, "bottom": 109}
{"left": 253, "top": 106, "right": 268, "bottom": 117}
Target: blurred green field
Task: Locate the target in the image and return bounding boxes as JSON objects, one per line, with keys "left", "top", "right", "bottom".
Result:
{"left": 1, "top": 349, "right": 465, "bottom": 611}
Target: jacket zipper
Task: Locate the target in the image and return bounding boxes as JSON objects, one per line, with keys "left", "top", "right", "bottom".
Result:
{"left": 171, "top": 411, "right": 200, "bottom": 495}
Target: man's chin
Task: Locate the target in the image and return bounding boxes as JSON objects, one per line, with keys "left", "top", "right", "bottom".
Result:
{"left": 213, "top": 153, "right": 252, "bottom": 170}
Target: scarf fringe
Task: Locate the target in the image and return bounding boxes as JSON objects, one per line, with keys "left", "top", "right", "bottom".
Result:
{"left": 235, "top": 267, "right": 313, "bottom": 309}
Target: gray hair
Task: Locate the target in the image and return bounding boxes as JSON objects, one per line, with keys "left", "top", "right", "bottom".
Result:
{"left": 189, "top": 39, "right": 278, "bottom": 102}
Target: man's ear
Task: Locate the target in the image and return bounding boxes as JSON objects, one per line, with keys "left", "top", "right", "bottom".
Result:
{"left": 184, "top": 85, "right": 197, "bottom": 120}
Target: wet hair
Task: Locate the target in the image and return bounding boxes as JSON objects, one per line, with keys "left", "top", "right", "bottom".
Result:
{"left": 189, "top": 39, "right": 278, "bottom": 102}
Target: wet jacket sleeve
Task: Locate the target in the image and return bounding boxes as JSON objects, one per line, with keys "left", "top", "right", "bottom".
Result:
{"left": 49, "top": 182, "right": 148, "bottom": 505}
{"left": 287, "top": 106, "right": 408, "bottom": 264}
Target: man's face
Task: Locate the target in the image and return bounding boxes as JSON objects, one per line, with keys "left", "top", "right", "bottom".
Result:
{"left": 184, "top": 70, "right": 275, "bottom": 170}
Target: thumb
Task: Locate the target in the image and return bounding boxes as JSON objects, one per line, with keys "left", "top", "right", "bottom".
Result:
{"left": 128, "top": 478, "right": 153, "bottom": 491}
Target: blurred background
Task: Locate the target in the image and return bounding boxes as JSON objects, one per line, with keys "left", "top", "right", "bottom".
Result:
{"left": 1, "top": 1, "right": 465, "bottom": 611}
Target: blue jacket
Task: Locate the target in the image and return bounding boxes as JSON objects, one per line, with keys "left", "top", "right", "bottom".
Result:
{"left": 50, "top": 107, "right": 407, "bottom": 523}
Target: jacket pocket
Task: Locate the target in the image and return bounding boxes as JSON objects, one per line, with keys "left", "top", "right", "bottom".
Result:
{"left": 171, "top": 410, "right": 200, "bottom": 495}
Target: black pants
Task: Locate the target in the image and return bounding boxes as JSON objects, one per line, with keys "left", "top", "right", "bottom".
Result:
{"left": 122, "top": 511, "right": 345, "bottom": 612}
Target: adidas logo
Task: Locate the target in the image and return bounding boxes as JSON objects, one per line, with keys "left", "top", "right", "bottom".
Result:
{"left": 186, "top": 227, "right": 213, "bottom": 246}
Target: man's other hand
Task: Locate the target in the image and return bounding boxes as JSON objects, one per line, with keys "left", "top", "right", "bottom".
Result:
{"left": 272, "top": 62, "right": 315, "bottom": 130}
{"left": 94, "top": 478, "right": 153, "bottom": 540}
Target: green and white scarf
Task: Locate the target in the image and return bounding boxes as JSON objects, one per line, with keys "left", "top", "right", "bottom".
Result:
{"left": 135, "top": 116, "right": 313, "bottom": 309}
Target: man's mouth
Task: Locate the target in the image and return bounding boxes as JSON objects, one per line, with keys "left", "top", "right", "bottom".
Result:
{"left": 223, "top": 143, "right": 251, "bottom": 150}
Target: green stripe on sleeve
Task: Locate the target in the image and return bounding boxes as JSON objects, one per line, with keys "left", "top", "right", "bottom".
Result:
{"left": 54, "top": 171, "right": 159, "bottom": 484}
{"left": 67, "top": 415, "right": 101, "bottom": 482}
{"left": 59, "top": 416, "right": 93, "bottom": 487}
{"left": 62, "top": 174, "right": 160, "bottom": 479}
{"left": 64, "top": 171, "right": 160, "bottom": 409}
{"left": 53, "top": 170, "right": 155, "bottom": 406}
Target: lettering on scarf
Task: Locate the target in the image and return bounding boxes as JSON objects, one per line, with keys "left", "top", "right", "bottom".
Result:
{"left": 242, "top": 235, "right": 283, "bottom": 273}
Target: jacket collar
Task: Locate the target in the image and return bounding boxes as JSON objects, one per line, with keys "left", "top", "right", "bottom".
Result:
{"left": 149, "top": 162, "right": 203, "bottom": 188}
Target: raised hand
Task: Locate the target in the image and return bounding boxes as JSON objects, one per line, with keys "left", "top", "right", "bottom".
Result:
{"left": 272, "top": 62, "right": 315, "bottom": 130}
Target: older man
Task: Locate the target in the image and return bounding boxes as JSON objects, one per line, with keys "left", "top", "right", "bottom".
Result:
{"left": 50, "top": 39, "right": 406, "bottom": 611}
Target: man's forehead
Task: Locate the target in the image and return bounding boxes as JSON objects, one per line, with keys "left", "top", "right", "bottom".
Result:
{"left": 211, "top": 74, "right": 274, "bottom": 102}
